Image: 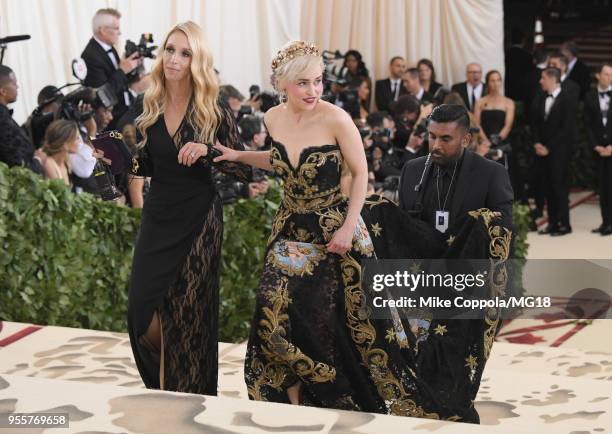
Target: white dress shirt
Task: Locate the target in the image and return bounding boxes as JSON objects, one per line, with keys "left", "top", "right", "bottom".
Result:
{"left": 93, "top": 36, "right": 118, "bottom": 69}
{"left": 68, "top": 140, "right": 97, "bottom": 178}
{"left": 467, "top": 83, "right": 484, "bottom": 109}
{"left": 390, "top": 78, "right": 401, "bottom": 101}
{"left": 545, "top": 86, "right": 562, "bottom": 118}
{"left": 598, "top": 85, "right": 611, "bottom": 127}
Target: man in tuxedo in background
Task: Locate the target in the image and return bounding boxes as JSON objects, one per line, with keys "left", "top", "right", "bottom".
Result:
{"left": 81, "top": 8, "right": 140, "bottom": 130}
{"left": 561, "top": 40, "right": 592, "bottom": 100}
{"left": 548, "top": 53, "right": 580, "bottom": 103}
{"left": 375, "top": 56, "right": 407, "bottom": 112}
{"left": 451, "top": 63, "right": 486, "bottom": 112}
{"left": 531, "top": 67, "right": 576, "bottom": 236}
{"left": 584, "top": 63, "right": 612, "bottom": 236}
{"left": 402, "top": 68, "right": 433, "bottom": 104}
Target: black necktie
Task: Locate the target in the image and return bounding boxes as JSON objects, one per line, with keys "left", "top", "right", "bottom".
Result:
{"left": 547, "top": 93, "right": 554, "bottom": 98}
{"left": 470, "top": 89, "right": 476, "bottom": 110}
{"left": 392, "top": 82, "right": 398, "bottom": 100}
{"left": 600, "top": 91, "right": 611, "bottom": 98}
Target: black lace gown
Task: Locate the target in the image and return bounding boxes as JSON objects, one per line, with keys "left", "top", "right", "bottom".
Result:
{"left": 244, "top": 137, "right": 512, "bottom": 423}
{"left": 128, "top": 103, "right": 250, "bottom": 394}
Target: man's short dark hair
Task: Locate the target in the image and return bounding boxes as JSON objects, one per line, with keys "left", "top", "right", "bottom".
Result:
{"left": 391, "top": 94, "right": 420, "bottom": 117}
{"left": 429, "top": 104, "right": 470, "bottom": 131}
{"left": 366, "top": 111, "right": 392, "bottom": 129}
{"left": 219, "top": 84, "right": 244, "bottom": 103}
{"left": 543, "top": 67, "right": 561, "bottom": 83}
{"left": 238, "top": 115, "right": 262, "bottom": 142}
{"left": 389, "top": 56, "right": 404, "bottom": 66}
{"left": 598, "top": 63, "right": 612, "bottom": 73}
{"left": 0, "top": 65, "right": 13, "bottom": 86}
{"left": 404, "top": 68, "right": 419, "bottom": 79}
{"left": 561, "top": 40, "right": 580, "bottom": 57}
{"left": 550, "top": 52, "right": 568, "bottom": 67}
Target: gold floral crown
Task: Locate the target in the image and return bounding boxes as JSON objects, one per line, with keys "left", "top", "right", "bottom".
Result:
{"left": 271, "top": 41, "right": 321, "bottom": 73}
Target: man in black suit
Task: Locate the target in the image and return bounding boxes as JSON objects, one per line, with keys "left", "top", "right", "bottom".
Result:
{"left": 399, "top": 104, "right": 513, "bottom": 234}
{"left": 505, "top": 28, "right": 535, "bottom": 102}
{"left": 396, "top": 104, "right": 513, "bottom": 423}
{"left": 531, "top": 67, "right": 576, "bottom": 236}
{"left": 374, "top": 56, "right": 407, "bottom": 112}
{"left": 561, "top": 41, "right": 592, "bottom": 100}
{"left": 548, "top": 53, "right": 580, "bottom": 103}
{"left": 0, "top": 65, "right": 44, "bottom": 174}
{"left": 584, "top": 63, "right": 612, "bottom": 236}
{"left": 81, "top": 8, "right": 140, "bottom": 130}
{"left": 402, "top": 68, "right": 433, "bottom": 104}
{"left": 451, "top": 63, "right": 486, "bottom": 112}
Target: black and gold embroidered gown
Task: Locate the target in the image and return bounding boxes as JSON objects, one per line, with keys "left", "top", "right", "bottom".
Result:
{"left": 128, "top": 102, "right": 250, "bottom": 394}
{"left": 244, "top": 137, "right": 512, "bottom": 423}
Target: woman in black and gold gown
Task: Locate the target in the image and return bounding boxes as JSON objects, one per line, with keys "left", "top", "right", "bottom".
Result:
{"left": 128, "top": 22, "right": 250, "bottom": 394}
{"left": 215, "top": 42, "right": 511, "bottom": 423}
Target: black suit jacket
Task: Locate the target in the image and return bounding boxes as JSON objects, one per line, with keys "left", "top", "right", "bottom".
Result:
{"left": 567, "top": 59, "right": 591, "bottom": 99}
{"left": 398, "top": 150, "right": 513, "bottom": 231}
{"left": 375, "top": 78, "right": 408, "bottom": 112}
{"left": 530, "top": 89, "right": 576, "bottom": 155}
{"left": 81, "top": 38, "right": 130, "bottom": 128}
{"left": 584, "top": 89, "right": 612, "bottom": 147}
{"left": 450, "top": 82, "right": 487, "bottom": 111}
{"left": 505, "top": 45, "right": 535, "bottom": 101}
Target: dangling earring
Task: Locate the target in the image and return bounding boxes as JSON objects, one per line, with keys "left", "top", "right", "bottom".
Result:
{"left": 280, "top": 91, "right": 288, "bottom": 104}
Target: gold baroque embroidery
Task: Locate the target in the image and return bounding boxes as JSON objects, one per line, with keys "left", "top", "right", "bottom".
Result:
{"left": 315, "top": 207, "right": 439, "bottom": 419}
{"left": 257, "top": 276, "right": 337, "bottom": 385}
{"left": 469, "top": 208, "right": 512, "bottom": 361}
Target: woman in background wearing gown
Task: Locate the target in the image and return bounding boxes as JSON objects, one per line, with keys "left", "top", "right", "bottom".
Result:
{"left": 214, "top": 42, "right": 512, "bottom": 423}
{"left": 128, "top": 21, "right": 250, "bottom": 394}
{"left": 474, "top": 70, "right": 516, "bottom": 167}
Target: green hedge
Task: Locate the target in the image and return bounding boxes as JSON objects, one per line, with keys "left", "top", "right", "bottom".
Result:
{"left": 1, "top": 163, "right": 529, "bottom": 343}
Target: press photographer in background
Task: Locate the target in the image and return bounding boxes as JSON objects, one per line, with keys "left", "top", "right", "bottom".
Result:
{"left": 213, "top": 115, "right": 269, "bottom": 204}
{"left": 81, "top": 8, "right": 142, "bottom": 129}
{"left": 23, "top": 85, "right": 62, "bottom": 149}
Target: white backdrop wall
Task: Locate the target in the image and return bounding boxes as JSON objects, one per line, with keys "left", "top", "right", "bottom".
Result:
{"left": 0, "top": 0, "right": 503, "bottom": 124}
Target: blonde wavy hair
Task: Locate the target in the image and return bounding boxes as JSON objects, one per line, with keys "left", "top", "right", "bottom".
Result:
{"left": 136, "top": 21, "right": 221, "bottom": 149}
{"left": 271, "top": 40, "right": 324, "bottom": 95}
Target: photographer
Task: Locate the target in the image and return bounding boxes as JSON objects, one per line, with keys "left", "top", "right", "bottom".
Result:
{"left": 23, "top": 85, "right": 62, "bottom": 149}
{"left": 81, "top": 8, "right": 141, "bottom": 129}
{"left": 219, "top": 84, "right": 252, "bottom": 122}
{"left": 212, "top": 114, "right": 269, "bottom": 204}
{"left": 0, "top": 65, "right": 44, "bottom": 174}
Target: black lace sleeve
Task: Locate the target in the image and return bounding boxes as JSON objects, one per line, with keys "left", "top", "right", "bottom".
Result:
{"left": 212, "top": 101, "right": 252, "bottom": 183}
{"left": 131, "top": 144, "right": 154, "bottom": 177}
{"left": 129, "top": 100, "right": 153, "bottom": 178}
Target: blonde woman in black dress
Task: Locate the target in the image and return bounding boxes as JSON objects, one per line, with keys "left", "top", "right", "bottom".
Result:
{"left": 128, "top": 21, "right": 250, "bottom": 394}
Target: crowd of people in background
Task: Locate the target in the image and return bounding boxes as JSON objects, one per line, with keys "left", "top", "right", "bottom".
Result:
{"left": 0, "top": 8, "right": 610, "bottom": 235}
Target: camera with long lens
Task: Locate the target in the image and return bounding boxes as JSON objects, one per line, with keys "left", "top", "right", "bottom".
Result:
{"left": 59, "top": 84, "right": 116, "bottom": 123}
{"left": 125, "top": 33, "right": 157, "bottom": 59}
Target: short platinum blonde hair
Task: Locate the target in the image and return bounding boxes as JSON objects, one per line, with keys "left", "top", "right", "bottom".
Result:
{"left": 92, "top": 8, "right": 121, "bottom": 34}
{"left": 271, "top": 41, "right": 324, "bottom": 93}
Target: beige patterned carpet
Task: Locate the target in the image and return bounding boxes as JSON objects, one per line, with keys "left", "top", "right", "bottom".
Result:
{"left": 0, "top": 319, "right": 610, "bottom": 434}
